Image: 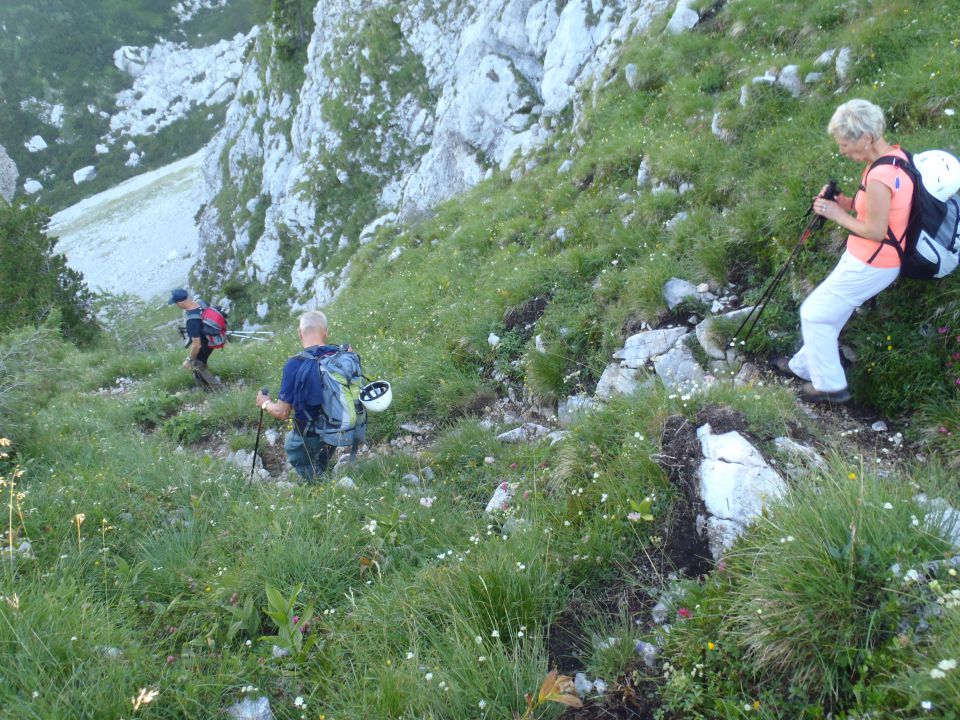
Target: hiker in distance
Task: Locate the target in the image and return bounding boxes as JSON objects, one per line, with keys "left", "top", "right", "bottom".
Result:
{"left": 255, "top": 310, "right": 365, "bottom": 483}
{"left": 773, "top": 99, "right": 913, "bottom": 403}
{"left": 169, "top": 288, "right": 224, "bottom": 392}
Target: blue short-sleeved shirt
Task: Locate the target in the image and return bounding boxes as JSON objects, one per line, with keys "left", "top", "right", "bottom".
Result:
{"left": 183, "top": 300, "right": 209, "bottom": 348}
{"left": 277, "top": 344, "right": 340, "bottom": 431}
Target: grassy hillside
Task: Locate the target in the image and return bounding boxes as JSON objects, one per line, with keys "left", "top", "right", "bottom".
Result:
{"left": 2, "top": 0, "right": 960, "bottom": 718}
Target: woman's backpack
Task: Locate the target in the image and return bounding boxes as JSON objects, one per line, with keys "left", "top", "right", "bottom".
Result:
{"left": 866, "top": 150, "right": 960, "bottom": 279}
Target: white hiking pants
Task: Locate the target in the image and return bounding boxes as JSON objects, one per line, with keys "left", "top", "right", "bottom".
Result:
{"left": 788, "top": 251, "right": 899, "bottom": 392}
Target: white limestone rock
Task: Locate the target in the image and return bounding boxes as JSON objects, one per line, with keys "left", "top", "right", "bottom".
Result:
{"left": 695, "top": 307, "right": 754, "bottom": 360}
{"left": 636, "top": 157, "right": 651, "bottom": 188}
{"left": 624, "top": 63, "right": 638, "bottom": 89}
{"left": 0, "top": 145, "right": 17, "bottom": 203}
{"left": 72, "top": 166, "right": 97, "bottom": 184}
{"left": 227, "top": 696, "right": 274, "bottom": 720}
{"left": 776, "top": 64, "right": 803, "bottom": 98}
{"left": 613, "top": 327, "right": 689, "bottom": 368}
{"left": 697, "top": 423, "right": 787, "bottom": 559}
{"left": 596, "top": 363, "right": 649, "bottom": 399}
{"left": 653, "top": 342, "right": 704, "bottom": 390}
{"left": 23, "top": 179, "right": 43, "bottom": 195}
{"left": 558, "top": 394, "right": 600, "bottom": 426}
{"left": 815, "top": 48, "right": 837, "bottom": 66}
{"left": 663, "top": 277, "right": 699, "bottom": 310}
{"left": 711, "top": 112, "right": 734, "bottom": 142}
{"left": 665, "top": 0, "right": 698, "bottom": 34}
{"left": 836, "top": 47, "right": 854, "bottom": 83}
{"left": 110, "top": 30, "right": 256, "bottom": 139}
{"left": 497, "top": 423, "right": 550, "bottom": 443}
{"left": 25, "top": 135, "right": 48, "bottom": 153}
{"left": 485, "top": 481, "right": 514, "bottom": 513}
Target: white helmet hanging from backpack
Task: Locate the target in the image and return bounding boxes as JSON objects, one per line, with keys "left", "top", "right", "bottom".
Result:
{"left": 913, "top": 150, "right": 960, "bottom": 202}
{"left": 360, "top": 380, "right": 392, "bottom": 412}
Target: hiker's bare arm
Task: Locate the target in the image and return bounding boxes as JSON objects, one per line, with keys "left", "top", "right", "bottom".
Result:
{"left": 814, "top": 180, "right": 890, "bottom": 242}
{"left": 256, "top": 391, "right": 291, "bottom": 421}
{"left": 183, "top": 337, "right": 202, "bottom": 368}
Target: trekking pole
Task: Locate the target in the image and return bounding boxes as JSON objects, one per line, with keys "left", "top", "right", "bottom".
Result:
{"left": 729, "top": 180, "right": 839, "bottom": 349}
{"left": 250, "top": 387, "right": 269, "bottom": 485}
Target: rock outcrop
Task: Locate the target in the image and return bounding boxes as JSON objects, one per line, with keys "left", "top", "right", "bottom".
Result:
{"left": 193, "top": 0, "right": 673, "bottom": 308}
{"left": 0, "top": 144, "right": 17, "bottom": 203}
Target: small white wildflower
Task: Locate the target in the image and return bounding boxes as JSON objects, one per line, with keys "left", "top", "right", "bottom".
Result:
{"left": 475, "top": 635, "right": 483, "bottom": 644}
{"left": 922, "top": 700, "right": 933, "bottom": 710}
{"left": 600, "top": 493, "right": 608, "bottom": 503}
{"left": 937, "top": 659, "right": 957, "bottom": 671}
{"left": 425, "top": 672, "right": 433, "bottom": 681}
{"left": 293, "top": 697, "right": 305, "bottom": 708}
{"left": 930, "top": 668, "right": 946, "bottom": 679}
{"left": 406, "top": 652, "right": 414, "bottom": 659}
{"left": 478, "top": 655, "right": 487, "bottom": 662}
{"left": 491, "top": 629, "right": 500, "bottom": 638}
{"left": 883, "top": 502, "right": 893, "bottom": 510}
{"left": 911, "top": 515, "right": 920, "bottom": 527}
{"left": 478, "top": 699, "right": 488, "bottom": 709}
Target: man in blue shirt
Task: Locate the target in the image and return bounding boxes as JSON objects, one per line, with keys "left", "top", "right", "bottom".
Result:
{"left": 169, "top": 288, "right": 222, "bottom": 391}
{"left": 255, "top": 310, "right": 340, "bottom": 482}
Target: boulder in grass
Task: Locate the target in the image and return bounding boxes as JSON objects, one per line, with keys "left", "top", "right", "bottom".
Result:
{"left": 485, "top": 481, "right": 513, "bottom": 513}
{"left": 227, "top": 696, "right": 274, "bottom": 720}
{"left": 72, "top": 166, "right": 97, "bottom": 184}
{"left": 663, "top": 278, "right": 699, "bottom": 310}
{"left": 698, "top": 424, "right": 787, "bottom": 559}
{"left": 614, "top": 327, "right": 689, "bottom": 368}
{"left": 496, "top": 423, "right": 549, "bottom": 443}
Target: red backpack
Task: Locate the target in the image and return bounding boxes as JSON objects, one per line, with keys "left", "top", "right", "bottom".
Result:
{"left": 199, "top": 303, "right": 228, "bottom": 350}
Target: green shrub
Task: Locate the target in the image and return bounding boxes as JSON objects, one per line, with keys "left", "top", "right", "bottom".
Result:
{"left": 161, "top": 410, "right": 209, "bottom": 444}
{"left": 131, "top": 392, "right": 182, "bottom": 430}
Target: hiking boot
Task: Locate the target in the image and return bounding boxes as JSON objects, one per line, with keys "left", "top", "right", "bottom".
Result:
{"left": 801, "top": 382, "right": 850, "bottom": 404}
{"left": 771, "top": 356, "right": 802, "bottom": 379}
{"left": 192, "top": 361, "right": 223, "bottom": 392}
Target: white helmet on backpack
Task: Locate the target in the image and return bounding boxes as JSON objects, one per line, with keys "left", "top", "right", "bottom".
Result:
{"left": 360, "top": 380, "right": 392, "bottom": 412}
{"left": 913, "top": 150, "right": 960, "bottom": 202}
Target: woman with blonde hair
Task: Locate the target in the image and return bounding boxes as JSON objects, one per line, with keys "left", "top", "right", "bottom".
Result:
{"left": 774, "top": 99, "right": 914, "bottom": 402}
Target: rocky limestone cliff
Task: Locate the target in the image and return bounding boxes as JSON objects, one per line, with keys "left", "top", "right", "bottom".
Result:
{"left": 0, "top": 144, "right": 18, "bottom": 204}
{"left": 193, "top": 0, "right": 672, "bottom": 315}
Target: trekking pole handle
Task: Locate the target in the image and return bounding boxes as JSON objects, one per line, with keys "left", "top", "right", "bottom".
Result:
{"left": 808, "top": 179, "right": 840, "bottom": 232}
{"left": 261, "top": 387, "right": 269, "bottom": 397}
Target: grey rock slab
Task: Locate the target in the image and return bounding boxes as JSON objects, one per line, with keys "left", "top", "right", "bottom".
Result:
{"left": 485, "top": 482, "right": 514, "bottom": 513}
{"left": 698, "top": 423, "right": 787, "bottom": 559}
{"left": 777, "top": 64, "right": 803, "bottom": 97}
{"left": 695, "top": 307, "right": 754, "bottom": 360}
{"left": 663, "top": 278, "right": 698, "bottom": 310}
{"left": 653, "top": 343, "right": 705, "bottom": 390}
{"left": 0, "top": 144, "right": 17, "bottom": 203}
{"left": 227, "top": 697, "right": 274, "bottom": 720}
{"left": 558, "top": 394, "right": 601, "bottom": 426}
{"left": 595, "top": 363, "right": 644, "bottom": 399}
{"left": 665, "top": 0, "right": 699, "bottom": 34}
{"left": 625, "top": 63, "right": 638, "bottom": 89}
{"left": 496, "top": 423, "right": 550, "bottom": 443}
{"left": 613, "top": 327, "right": 689, "bottom": 368}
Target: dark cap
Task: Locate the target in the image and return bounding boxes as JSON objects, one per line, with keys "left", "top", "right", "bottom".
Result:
{"left": 168, "top": 288, "right": 189, "bottom": 305}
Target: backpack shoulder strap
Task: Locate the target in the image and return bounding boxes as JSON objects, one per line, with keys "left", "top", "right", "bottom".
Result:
{"left": 863, "top": 150, "right": 918, "bottom": 265}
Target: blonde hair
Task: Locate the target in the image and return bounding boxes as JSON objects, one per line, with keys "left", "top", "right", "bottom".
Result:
{"left": 299, "top": 310, "right": 328, "bottom": 334}
{"left": 828, "top": 99, "right": 886, "bottom": 141}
